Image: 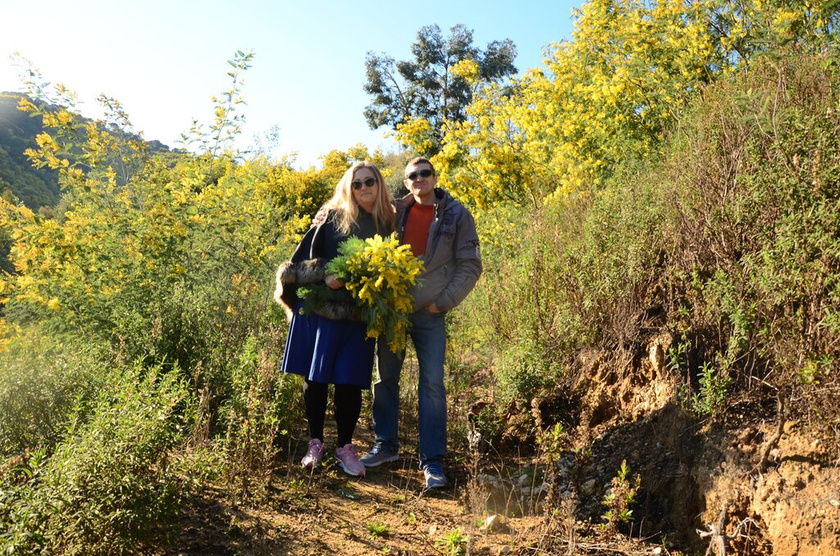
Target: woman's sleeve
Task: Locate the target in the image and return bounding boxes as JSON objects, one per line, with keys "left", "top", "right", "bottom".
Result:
{"left": 289, "top": 224, "right": 319, "bottom": 263}
{"left": 274, "top": 221, "right": 326, "bottom": 318}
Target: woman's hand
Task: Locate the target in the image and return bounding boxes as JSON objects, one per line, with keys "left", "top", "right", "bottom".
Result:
{"left": 325, "top": 274, "right": 345, "bottom": 290}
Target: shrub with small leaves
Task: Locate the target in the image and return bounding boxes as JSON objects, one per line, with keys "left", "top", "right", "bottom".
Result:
{"left": 601, "top": 460, "right": 640, "bottom": 532}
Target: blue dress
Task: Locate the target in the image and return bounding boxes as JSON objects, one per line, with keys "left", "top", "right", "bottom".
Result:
{"left": 280, "top": 209, "right": 380, "bottom": 388}
{"left": 281, "top": 300, "right": 375, "bottom": 387}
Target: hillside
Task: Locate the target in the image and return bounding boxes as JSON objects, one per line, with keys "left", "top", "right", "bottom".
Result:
{"left": 0, "top": 92, "right": 173, "bottom": 210}
{"left": 162, "top": 352, "right": 838, "bottom": 555}
{"left": 0, "top": 93, "right": 60, "bottom": 208}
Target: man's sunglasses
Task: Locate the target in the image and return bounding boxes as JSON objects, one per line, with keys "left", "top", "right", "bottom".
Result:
{"left": 406, "top": 169, "right": 434, "bottom": 181}
{"left": 351, "top": 177, "right": 377, "bottom": 190}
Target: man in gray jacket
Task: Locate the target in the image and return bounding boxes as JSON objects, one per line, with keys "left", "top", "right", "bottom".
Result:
{"left": 361, "top": 157, "right": 482, "bottom": 488}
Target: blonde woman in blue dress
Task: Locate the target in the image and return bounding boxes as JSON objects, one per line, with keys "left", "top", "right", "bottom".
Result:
{"left": 274, "top": 161, "right": 395, "bottom": 477}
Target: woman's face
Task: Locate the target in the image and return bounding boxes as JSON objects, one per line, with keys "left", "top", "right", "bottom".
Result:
{"left": 351, "top": 167, "right": 379, "bottom": 212}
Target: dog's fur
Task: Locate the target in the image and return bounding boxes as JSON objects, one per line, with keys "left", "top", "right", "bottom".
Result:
{"left": 274, "top": 258, "right": 325, "bottom": 319}
{"left": 274, "top": 258, "right": 359, "bottom": 321}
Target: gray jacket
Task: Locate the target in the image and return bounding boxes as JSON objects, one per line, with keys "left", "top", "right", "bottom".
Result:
{"left": 396, "top": 189, "right": 482, "bottom": 312}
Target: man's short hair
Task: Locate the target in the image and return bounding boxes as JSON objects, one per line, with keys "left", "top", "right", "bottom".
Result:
{"left": 406, "top": 157, "right": 435, "bottom": 174}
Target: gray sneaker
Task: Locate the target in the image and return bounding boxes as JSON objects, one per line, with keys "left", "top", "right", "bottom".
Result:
{"left": 360, "top": 444, "right": 399, "bottom": 467}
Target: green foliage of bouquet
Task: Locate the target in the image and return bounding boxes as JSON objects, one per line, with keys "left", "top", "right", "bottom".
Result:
{"left": 304, "top": 234, "right": 424, "bottom": 351}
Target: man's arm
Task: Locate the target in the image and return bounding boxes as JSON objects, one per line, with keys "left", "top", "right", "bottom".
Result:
{"left": 433, "top": 209, "right": 482, "bottom": 312}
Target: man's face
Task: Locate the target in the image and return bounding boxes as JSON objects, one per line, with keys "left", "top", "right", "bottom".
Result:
{"left": 404, "top": 162, "right": 437, "bottom": 203}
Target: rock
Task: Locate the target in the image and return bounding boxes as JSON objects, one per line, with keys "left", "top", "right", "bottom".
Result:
{"left": 649, "top": 340, "right": 666, "bottom": 373}
{"left": 581, "top": 479, "right": 597, "bottom": 495}
{"left": 468, "top": 429, "right": 484, "bottom": 452}
{"left": 477, "top": 473, "right": 501, "bottom": 488}
{"left": 480, "top": 514, "right": 504, "bottom": 532}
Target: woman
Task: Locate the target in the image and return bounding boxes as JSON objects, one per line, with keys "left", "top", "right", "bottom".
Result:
{"left": 274, "top": 161, "right": 395, "bottom": 477}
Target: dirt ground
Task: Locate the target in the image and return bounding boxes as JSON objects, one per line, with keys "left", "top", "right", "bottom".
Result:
{"left": 169, "top": 427, "right": 670, "bottom": 556}
{"left": 165, "top": 336, "right": 840, "bottom": 555}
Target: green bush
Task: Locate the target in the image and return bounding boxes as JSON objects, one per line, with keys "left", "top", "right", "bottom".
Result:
{"left": 467, "top": 203, "right": 586, "bottom": 407}
{"left": 217, "top": 333, "right": 300, "bottom": 499}
{"left": 494, "top": 337, "right": 563, "bottom": 408}
{"left": 466, "top": 172, "right": 666, "bottom": 407}
{"left": 569, "top": 169, "right": 667, "bottom": 348}
{"left": 0, "top": 362, "right": 190, "bottom": 554}
{"left": 463, "top": 50, "right": 840, "bottom": 444}
{"left": 663, "top": 50, "right": 840, "bottom": 429}
{"left": 0, "top": 331, "right": 108, "bottom": 457}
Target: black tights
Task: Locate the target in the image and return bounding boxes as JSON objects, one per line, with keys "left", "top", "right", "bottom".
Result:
{"left": 303, "top": 380, "right": 362, "bottom": 447}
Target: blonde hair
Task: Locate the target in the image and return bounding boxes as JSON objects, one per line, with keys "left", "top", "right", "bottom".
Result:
{"left": 324, "top": 161, "right": 396, "bottom": 235}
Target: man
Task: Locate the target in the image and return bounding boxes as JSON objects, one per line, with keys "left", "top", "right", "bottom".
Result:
{"left": 360, "top": 157, "right": 482, "bottom": 488}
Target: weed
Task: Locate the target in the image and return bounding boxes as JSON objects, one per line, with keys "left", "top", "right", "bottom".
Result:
{"left": 689, "top": 362, "right": 731, "bottom": 418}
{"left": 534, "top": 408, "right": 569, "bottom": 512}
{"left": 666, "top": 340, "right": 689, "bottom": 375}
{"left": 0, "top": 333, "right": 109, "bottom": 457}
{"left": 218, "top": 335, "right": 294, "bottom": 500}
{"left": 0, "top": 362, "right": 190, "bottom": 554}
{"left": 437, "top": 527, "right": 468, "bottom": 555}
{"left": 366, "top": 520, "right": 390, "bottom": 539}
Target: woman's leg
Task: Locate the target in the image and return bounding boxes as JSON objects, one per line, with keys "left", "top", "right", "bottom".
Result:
{"left": 334, "top": 384, "right": 362, "bottom": 447}
{"left": 303, "top": 380, "right": 329, "bottom": 441}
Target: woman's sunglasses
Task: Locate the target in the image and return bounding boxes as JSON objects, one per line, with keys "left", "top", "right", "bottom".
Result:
{"left": 351, "top": 177, "right": 377, "bottom": 190}
{"left": 406, "top": 168, "right": 434, "bottom": 181}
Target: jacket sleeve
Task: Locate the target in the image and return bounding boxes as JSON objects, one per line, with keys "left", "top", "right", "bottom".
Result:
{"left": 434, "top": 208, "right": 482, "bottom": 312}
{"left": 273, "top": 224, "right": 325, "bottom": 319}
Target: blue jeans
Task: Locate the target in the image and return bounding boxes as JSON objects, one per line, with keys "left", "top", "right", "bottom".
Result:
{"left": 372, "top": 309, "right": 447, "bottom": 468}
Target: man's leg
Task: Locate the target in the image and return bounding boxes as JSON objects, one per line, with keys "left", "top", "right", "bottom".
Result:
{"left": 411, "top": 310, "right": 447, "bottom": 469}
{"left": 368, "top": 342, "right": 405, "bottom": 454}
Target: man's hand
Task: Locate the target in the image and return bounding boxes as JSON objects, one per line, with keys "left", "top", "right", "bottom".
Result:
{"left": 426, "top": 303, "right": 442, "bottom": 313}
{"left": 326, "top": 274, "right": 345, "bottom": 290}
{"left": 312, "top": 207, "right": 329, "bottom": 227}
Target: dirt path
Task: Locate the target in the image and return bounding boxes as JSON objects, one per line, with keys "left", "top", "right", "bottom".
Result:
{"left": 171, "top": 421, "right": 563, "bottom": 556}
{"left": 269, "top": 454, "right": 472, "bottom": 555}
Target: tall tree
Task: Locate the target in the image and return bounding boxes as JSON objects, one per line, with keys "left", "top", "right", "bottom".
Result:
{"left": 363, "top": 24, "right": 516, "bottom": 154}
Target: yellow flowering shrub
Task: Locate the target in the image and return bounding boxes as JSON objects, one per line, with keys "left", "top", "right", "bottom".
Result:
{"left": 433, "top": 0, "right": 723, "bottom": 210}
{"left": 392, "top": 116, "right": 436, "bottom": 155}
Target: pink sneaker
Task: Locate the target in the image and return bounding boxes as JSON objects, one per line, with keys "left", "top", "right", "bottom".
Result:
{"left": 335, "top": 443, "right": 365, "bottom": 477}
{"left": 301, "top": 438, "right": 326, "bottom": 468}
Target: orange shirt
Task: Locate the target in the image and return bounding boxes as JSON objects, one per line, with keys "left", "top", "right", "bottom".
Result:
{"left": 403, "top": 203, "right": 434, "bottom": 256}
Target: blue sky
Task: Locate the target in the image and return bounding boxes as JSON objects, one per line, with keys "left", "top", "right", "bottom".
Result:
{"left": 0, "top": 0, "right": 579, "bottom": 168}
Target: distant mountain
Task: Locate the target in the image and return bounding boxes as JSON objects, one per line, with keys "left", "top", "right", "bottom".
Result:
{"left": 0, "top": 92, "right": 173, "bottom": 210}
{"left": 0, "top": 93, "right": 60, "bottom": 209}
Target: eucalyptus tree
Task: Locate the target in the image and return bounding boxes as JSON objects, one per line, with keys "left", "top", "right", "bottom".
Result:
{"left": 363, "top": 24, "right": 516, "bottom": 154}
